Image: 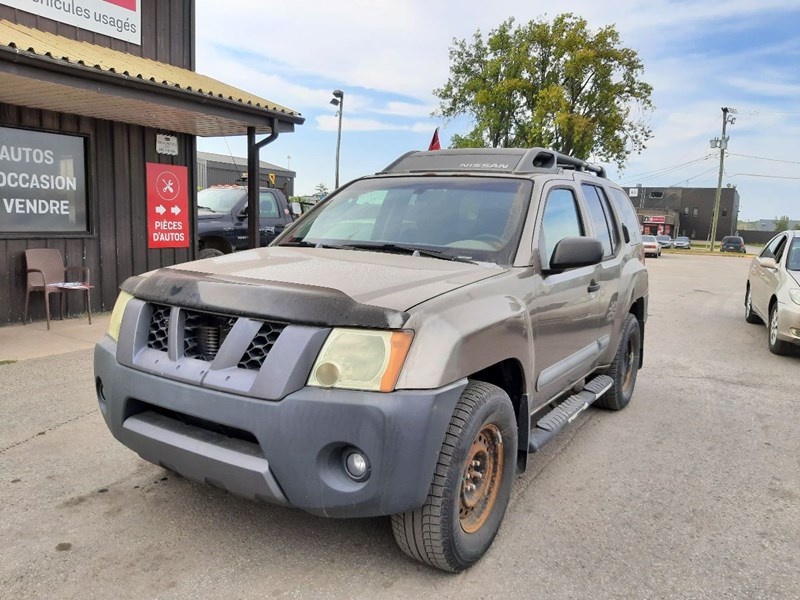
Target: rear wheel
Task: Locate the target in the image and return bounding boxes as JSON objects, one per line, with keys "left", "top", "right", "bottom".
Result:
{"left": 768, "top": 303, "right": 792, "bottom": 355}
{"left": 745, "top": 286, "right": 761, "bottom": 324}
{"left": 391, "top": 381, "right": 517, "bottom": 572}
{"left": 597, "top": 313, "right": 640, "bottom": 410}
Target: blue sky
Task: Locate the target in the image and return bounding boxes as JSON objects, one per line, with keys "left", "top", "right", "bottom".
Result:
{"left": 195, "top": 0, "right": 800, "bottom": 221}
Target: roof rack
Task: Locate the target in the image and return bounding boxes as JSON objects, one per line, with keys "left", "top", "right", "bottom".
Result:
{"left": 379, "top": 147, "right": 606, "bottom": 178}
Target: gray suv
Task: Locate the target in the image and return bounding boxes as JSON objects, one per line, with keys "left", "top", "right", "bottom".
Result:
{"left": 95, "top": 148, "right": 648, "bottom": 572}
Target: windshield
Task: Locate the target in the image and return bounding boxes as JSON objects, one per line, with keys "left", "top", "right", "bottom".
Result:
{"left": 276, "top": 176, "right": 532, "bottom": 264}
{"left": 723, "top": 237, "right": 742, "bottom": 244}
{"left": 657, "top": 236, "right": 671, "bottom": 242}
{"left": 197, "top": 188, "right": 245, "bottom": 212}
{"left": 676, "top": 237, "right": 689, "bottom": 242}
{"left": 642, "top": 235, "right": 656, "bottom": 242}
{"left": 788, "top": 238, "right": 800, "bottom": 271}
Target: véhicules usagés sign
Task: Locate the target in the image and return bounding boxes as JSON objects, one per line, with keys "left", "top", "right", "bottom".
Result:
{"left": 0, "top": 126, "right": 88, "bottom": 234}
{"left": 0, "top": 0, "right": 141, "bottom": 45}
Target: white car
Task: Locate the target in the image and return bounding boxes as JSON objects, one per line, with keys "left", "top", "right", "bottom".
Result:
{"left": 642, "top": 235, "right": 661, "bottom": 258}
{"left": 745, "top": 230, "right": 800, "bottom": 355}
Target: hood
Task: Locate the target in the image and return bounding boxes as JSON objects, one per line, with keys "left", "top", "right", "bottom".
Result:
{"left": 789, "top": 270, "right": 800, "bottom": 286}
{"left": 198, "top": 210, "right": 228, "bottom": 220}
{"left": 167, "top": 246, "right": 506, "bottom": 312}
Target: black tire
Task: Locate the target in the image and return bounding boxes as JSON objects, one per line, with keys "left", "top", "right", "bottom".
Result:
{"left": 744, "top": 286, "right": 761, "bottom": 324}
{"left": 391, "top": 381, "right": 517, "bottom": 572}
{"left": 198, "top": 248, "right": 225, "bottom": 259}
{"left": 768, "top": 303, "right": 792, "bottom": 355}
{"left": 597, "top": 313, "right": 640, "bottom": 411}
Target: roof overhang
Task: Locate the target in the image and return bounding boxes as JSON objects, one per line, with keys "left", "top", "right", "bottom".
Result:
{"left": 0, "top": 21, "right": 304, "bottom": 137}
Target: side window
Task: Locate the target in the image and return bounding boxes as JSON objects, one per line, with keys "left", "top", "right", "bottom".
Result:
{"left": 761, "top": 235, "right": 784, "bottom": 259}
{"left": 787, "top": 239, "right": 800, "bottom": 271}
{"left": 610, "top": 188, "right": 642, "bottom": 244}
{"left": 581, "top": 184, "right": 614, "bottom": 257}
{"left": 259, "top": 192, "right": 279, "bottom": 218}
{"left": 540, "top": 188, "right": 584, "bottom": 268}
{"left": 773, "top": 236, "right": 789, "bottom": 263}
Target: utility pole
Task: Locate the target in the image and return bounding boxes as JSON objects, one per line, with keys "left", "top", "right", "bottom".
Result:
{"left": 708, "top": 107, "right": 736, "bottom": 251}
{"left": 330, "top": 90, "right": 344, "bottom": 189}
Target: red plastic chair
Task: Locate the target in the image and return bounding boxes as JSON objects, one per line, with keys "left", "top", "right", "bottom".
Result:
{"left": 23, "top": 249, "right": 92, "bottom": 330}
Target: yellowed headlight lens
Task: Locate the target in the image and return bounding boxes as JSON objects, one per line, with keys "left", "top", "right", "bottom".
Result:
{"left": 308, "top": 328, "right": 413, "bottom": 392}
{"left": 107, "top": 291, "right": 133, "bottom": 341}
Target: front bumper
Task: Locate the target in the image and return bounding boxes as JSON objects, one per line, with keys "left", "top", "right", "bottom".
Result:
{"left": 94, "top": 337, "right": 466, "bottom": 518}
{"left": 777, "top": 300, "right": 800, "bottom": 345}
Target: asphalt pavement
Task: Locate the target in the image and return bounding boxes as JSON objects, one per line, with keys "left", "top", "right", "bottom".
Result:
{"left": 1, "top": 253, "right": 798, "bottom": 599}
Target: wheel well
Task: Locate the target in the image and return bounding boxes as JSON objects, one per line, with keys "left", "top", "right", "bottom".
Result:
{"left": 199, "top": 236, "right": 232, "bottom": 254}
{"left": 629, "top": 297, "right": 646, "bottom": 368}
{"left": 469, "top": 359, "right": 525, "bottom": 423}
{"left": 469, "top": 358, "right": 528, "bottom": 473}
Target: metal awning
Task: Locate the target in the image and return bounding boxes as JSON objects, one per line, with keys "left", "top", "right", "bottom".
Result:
{"left": 0, "top": 19, "right": 304, "bottom": 136}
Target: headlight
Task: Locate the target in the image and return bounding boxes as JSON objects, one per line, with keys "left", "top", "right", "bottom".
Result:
{"left": 790, "top": 289, "right": 800, "bottom": 306}
{"left": 308, "top": 328, "right": 413, "bottom": 392}
{"left": 107, "top": 291, "right": 134, "bottom": 341}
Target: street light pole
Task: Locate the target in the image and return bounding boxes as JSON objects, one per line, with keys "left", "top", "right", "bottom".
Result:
{"left": 330, "top": 89, "right": 344, "bottom": 189}
{"left": 708, "top": 106, "right": 736, "bottom": 252}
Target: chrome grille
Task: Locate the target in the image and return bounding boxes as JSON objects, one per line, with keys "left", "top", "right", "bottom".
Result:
{"left": 147, "top": 304, "right": 171, "bottom": 352}
{"left": 238, "top": 321, "right": 286, "bottom": 370}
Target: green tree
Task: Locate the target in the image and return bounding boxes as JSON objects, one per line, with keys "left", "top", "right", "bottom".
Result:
{"left": 314, "top": 183, "right": 330, "bottom": 198}
{"left": 435, "top": 14, "right": 654, "bottom": 168}
{"left": 774, "top": 215, "right": 790, "bottom": 232}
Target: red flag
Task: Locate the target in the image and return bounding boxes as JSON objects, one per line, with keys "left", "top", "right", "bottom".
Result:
{"left": 428, "top": 127, "right": 441, "bottom": 151}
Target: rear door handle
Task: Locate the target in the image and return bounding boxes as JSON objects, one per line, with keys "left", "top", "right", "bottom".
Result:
{"left": 588, "top": 280, "right": 600, "bottom": 293}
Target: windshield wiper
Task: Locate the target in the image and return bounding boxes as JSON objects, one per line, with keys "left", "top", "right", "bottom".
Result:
{"left": 278, "top": 240, "right": 341, "bottom": 249}
{"left": 197, "top": 205, "right": 218, "bottom": 212}
{"left": 338, "top": 242, "right": 478, "bottom": 264}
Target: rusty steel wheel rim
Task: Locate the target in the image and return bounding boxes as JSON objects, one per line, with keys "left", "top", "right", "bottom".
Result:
{"left": 459, "top": 423, "right": 503, "bottom": 534}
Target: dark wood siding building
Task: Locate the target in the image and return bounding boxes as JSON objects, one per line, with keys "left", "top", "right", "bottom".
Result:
{"left": 0, "top": 1, "right": 302, "bottom": 325}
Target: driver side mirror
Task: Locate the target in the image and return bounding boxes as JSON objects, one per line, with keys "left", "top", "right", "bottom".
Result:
{"left": 237, "top": 207, "right": 248, "bottom": 221}
{"left": 758, "top": 256, "right": 778, "bottom": 270}
{"left": 548, "top": 237, "right": 604, "bottom": 272}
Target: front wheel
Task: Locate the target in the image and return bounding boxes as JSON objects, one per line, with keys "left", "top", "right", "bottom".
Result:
{"left": 391, "top": 381, "right": 517, "bottom": 572}
{"left": 768, "top": 303, "right": 792, "bottom": 355}
{"left": 745, "top": 286, "right": 761, "bottom": 324}
{"left": 597, "top": 313, "right": 641, "bottom": 410}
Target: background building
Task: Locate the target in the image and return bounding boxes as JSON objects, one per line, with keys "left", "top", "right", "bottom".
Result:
{"left": 0, "top": 0, "right": 302, "bottom": 326}
{"left": 197, "top": 151, "right": 296, "bottom": 196}
{"left": 623, "top": 186, "right": 740, "bottom": 240}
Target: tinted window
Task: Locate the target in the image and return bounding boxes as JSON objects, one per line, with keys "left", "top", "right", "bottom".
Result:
{"left": 540, "top": 188, "right": 584, "bottom": 268}
{"left": 259, "top": 192, "right": 279, "bottom": 218}
{"left": 581, "top": 184, "right": 615, "bottom": 257}
{"left": 761, "top": 235, "right": 784, "bottom": 259}
{"left": 642, "top": 235, "right": 656, "bottom": 242}
{"left": 610, "top": 188, "right": 642, "bottom": 244}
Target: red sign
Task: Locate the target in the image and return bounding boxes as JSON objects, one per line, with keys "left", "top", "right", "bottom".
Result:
{"left": 147, "top": 163, "right": 189, "bottom": 249}
{"left": 103, "top": 0, "right": 137, "bottom": 9}
{"left": 643, "top": 215, "right": 666, "bottom": 223}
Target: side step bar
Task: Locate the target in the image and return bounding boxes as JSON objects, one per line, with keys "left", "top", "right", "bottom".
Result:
{"left": 528, "top": 375, "right": 613, "bottom": 453}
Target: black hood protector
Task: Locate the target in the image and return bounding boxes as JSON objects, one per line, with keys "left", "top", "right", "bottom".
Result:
{"left": 121, "top": 269, "right": 409, "bottom": 329}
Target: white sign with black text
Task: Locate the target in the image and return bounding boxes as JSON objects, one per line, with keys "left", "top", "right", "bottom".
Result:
{"left": 156, "top": 134, "right": 178, "bottom": 156}
{"left": 0, "top": 0, "right": 141, "bottom": 45}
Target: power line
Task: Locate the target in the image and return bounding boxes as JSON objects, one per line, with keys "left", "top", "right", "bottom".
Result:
{"left": 727, "top": 152, "right": 800, "bottom": 166}
{"left": 668, "top": 166, "right": 719, "bottom": 187}
{"left": 618, "top": 155, "right": 713, "bottom": 183}
{"left": 727, "top": 172, "right": 800, "bottom": 180}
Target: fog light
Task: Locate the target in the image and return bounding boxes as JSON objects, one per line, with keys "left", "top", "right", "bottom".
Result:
{"left": 791, "top": 328, "right": 800, "bottom": 338}
{"left": 344, "top": 450, "right": 370, "bottom": 481}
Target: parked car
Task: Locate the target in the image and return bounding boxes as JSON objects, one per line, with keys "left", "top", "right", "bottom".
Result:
{"left": 745, "top": 230, "right": 800, "bottom": 355}
{"left": 196, "top": 185, "right": 293, "bottom": 259}
{"left": 673, "top": 236, "right": 692, "bottom": 249}
{"left": 656, "top": 235, "right": 673, "bottom": 249}
{"left": 720, "top": 235, "right": 746, "bottom": 253}
{"left": 642, "top": 234, "right": 661, "bottom": 258}
{"left": 95, "top": 147, "right": 648, "bottom": 572}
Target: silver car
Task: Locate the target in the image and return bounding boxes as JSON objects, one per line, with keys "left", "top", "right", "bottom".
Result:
{"left": 745, "top": 230, "right": 800, "bottom": 354}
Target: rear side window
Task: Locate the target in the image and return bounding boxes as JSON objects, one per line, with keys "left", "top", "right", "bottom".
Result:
{"left": 582, "top": 184, "right": 618, "bottom": 258}
{"left": 610, "top": 188, "right": 642, "bottom": 245}
{"left": 259, "top": 192, "right": 279, "bottom": 218}
{"left": 540, "top": 188, "right": 584, "bottom": 268}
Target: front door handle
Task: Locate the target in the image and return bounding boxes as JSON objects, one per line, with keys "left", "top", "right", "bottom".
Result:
{"left": 588, "top": 280, "right": 600, "bottom": 293}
